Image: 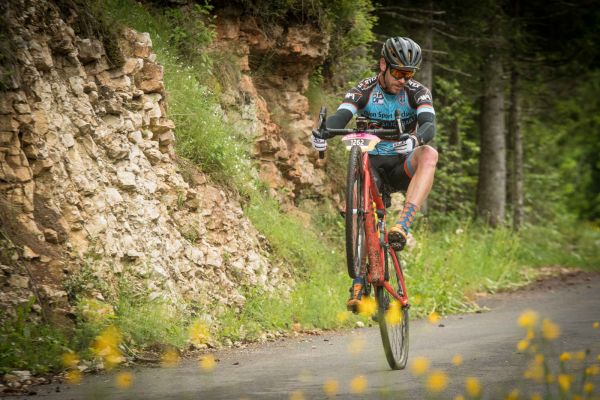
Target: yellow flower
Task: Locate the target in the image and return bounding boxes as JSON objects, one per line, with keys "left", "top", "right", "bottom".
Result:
{"left": 115, "top": 371, "right": 133, "bottom": 389}
{"left": 526, "top": 330, "right": 535, "bottom": 340}
{"left": 545, "top": 374, "right": 555, "bottom": 384}
{"left": 358, "top": 296, "right": 377, "bottom": 317}
{"left": 65, "top": 369, "right": 82, "bottom": 385}
{"left": 560, "top": 352, "right": 571, "bottom": 362}
{"left": 541, "top": 318, "right": 560, "bottom": 340}
{"left": 557, "top": 374, "right": 572, "bottom": 391}
{"left": 530, "top": 393, "right": 542, "bottom": 400}
{"left": 575, "top": 351, "right": 586, "bottom": 361}
{"left": 62, "top": 352, "right": 79, "bottom": 368}
{"left": 523, "top": 361, "right": 544, "bottom": 383}
{"left": 347, "top": 336, "right": 366, "bottom": 355}
{"left": 384, "top": 300, "right": 403, "bottom": 325}
{"left": 505, "top": 389, "right": 519, "bottom": 400}
{"left": 517, "top": 310, "right": 539, "bottom": 329}
{"left": 465, "top": 377, "right": 481, "bottom": 397}
{"left": 534, "top": 354, "right": 544, "bottom": 364}
{"left": 199, "top": 354, "right": 216, "bottom": 372}
{"left": 586, "top": 364, "right": 600, "bottom": 376}
{"left": 161, "top": 349, "right": 180, "bottom": 368}
{"left": 410, "top": 356, "right": 430, "bottom": 376}
{"left": 454, "top": 396, "right": 465, "bottom": 400}
{"left": 189, "top": 320, "right": 211, "bottom": 346}
{"left": 323, "top": 379, "right": 339, "bottom": 397}
{"left": 452, "top": 354, "right": 463, "bottom": 366}
{"left": 593, "top": 321, "right": 600, "bottom": 329}
{"left": 517, "top": 340, "right": 529, "bottom": 352}
{"left": 91, "top": 325, "right": 124, "bottom": 370}
{"left": 428, "top": 311, "right": 440, "bottom": 324}
{"left": 336, "top": 311, "right": 349, "bottom": 323}
{"left": 572, "top": 396, "right": 582, "bottom": 400}
{"left": 289, "top": 390, "right": 305, "bottom": 400}
{"left": 584, "top": 383, "right": 594, "bottom": 393}
{"left": 350, "top": 375, "right": 367, "bottom": 394}
{"left": 426, "top": 371, "right": 449, "bottom": 393}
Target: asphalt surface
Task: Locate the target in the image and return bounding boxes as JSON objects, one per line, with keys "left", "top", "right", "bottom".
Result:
{"left": 8, "top": 273, "right": 600, "bottom": 400}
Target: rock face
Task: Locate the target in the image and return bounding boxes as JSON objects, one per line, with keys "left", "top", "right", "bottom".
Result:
{"left": 0, "top": 0, "right": 290, "bottom": 321}
{"left": 214, "top": 9, "right": 334, "bottom": 204}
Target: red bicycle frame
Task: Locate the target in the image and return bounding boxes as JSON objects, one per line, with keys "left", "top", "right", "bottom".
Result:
{"left": 360, "top": 152, "right": 409, "bottom": 307}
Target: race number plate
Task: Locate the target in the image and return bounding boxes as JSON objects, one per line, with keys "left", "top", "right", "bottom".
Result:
{"left": 341, "top": 133, "right": 380, "bottom": 152}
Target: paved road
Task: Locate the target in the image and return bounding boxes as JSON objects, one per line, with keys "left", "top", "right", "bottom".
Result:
{"left": 13, "top": 274, "right": 600, "bottom": 399}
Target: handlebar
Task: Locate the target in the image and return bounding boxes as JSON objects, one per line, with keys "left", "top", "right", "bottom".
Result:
{"left": 314, "top": 107, "right": 408, "bottom": 159}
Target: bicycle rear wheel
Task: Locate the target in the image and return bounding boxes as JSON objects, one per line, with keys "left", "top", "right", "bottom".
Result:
{"left": 345, "top": 146, "right": 365, "bottom": 279}
{"left": 376, "top": 249, "right": 409, "bottom": 370}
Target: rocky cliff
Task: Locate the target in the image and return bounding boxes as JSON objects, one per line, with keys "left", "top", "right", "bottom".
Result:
{"left": 0, "top": 0, "right": 333, "bottom": 322}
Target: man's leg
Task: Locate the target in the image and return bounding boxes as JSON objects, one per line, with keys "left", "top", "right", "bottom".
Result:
{"left": 389, "top": 145, "right": 438, "bottom": 250}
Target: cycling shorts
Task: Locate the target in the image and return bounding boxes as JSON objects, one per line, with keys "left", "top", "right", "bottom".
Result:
{"left": 369, "top": 152, "right": 415, "bottom": 193}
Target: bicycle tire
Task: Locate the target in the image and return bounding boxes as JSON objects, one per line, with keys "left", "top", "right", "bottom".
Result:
{"left": 345, "top": 146, "right": 365, "bottom": 279}
{"left": 376, "top": 249, "right": 409, "bottom": 370}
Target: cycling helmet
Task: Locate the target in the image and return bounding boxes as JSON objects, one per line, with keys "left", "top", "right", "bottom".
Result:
{"left": 381, "top": 37, "right": 422, "bottom": 71}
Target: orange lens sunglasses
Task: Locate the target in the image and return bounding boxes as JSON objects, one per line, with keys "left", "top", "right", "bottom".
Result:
{"left": 389, "top": 68, "right": 415, "bottom": 80}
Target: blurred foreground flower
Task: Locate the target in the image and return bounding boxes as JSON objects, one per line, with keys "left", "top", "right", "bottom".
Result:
{"left": 384, "top": 300, "right": 402, "bottom": 325}
{"left": 323, "top": 379, "right": 339, "bottom": 397}
{"left": 199, "top": 354, "right": 216, "bottom": 372}
{"left": 593, "top": 321, "right": 599, "bottom": 329}
{"left": 161, "top": 349, "right": 181, "bottom": 368}
{"left": 410, "top": 356, "right": 430, "bottom": 376}
{"left": 517, "top": 339, "right": 529, "bottom": 352}
{"left": 116, "top": 371, "right": 133, "bottom": 389}
{"left": 336, "top": 311, "right": 349, "bottom": 323}
{"left": 358, "top": 296, "right": 376, "bottom": 317}
{"left": 62, "top": 352, "right": 79, "bottom": 368}
{"left": 541, "top": 318, "right": 560, "bottom": 340}
{"left": 91, "top": 325, "right": 124, "bottom": 369}
{"left": 426, "top": 370, "right": 448, "bottom": 393}
{"left": 505, "top": 388, "right": 519, "bottom": 400}
{"left": 65, "top": 369, "right": 82, "bottom": 385}
{"left": 289, "top": 390, "right": 305, "bottom": 400}
{"left": 557, "top": 374, "right": 572, "bottom": 391}
{"left": 189, "top": 320, "right": 211, "bottom": 346}
{"left": 465, "top": 377, "right": 481, "bottom": 397}
{"left": 428, "top": 311, "right": 440, "bottom": 324}
{"left": 350, "top": 375, "right": 367, "bottom": 394}
{"left": 560, "top": 352, "right": 571, "bottom": 362}
{"left": 452, "top": 354, "right": 463, "bottom": 366}
{"left": 518, "top": 310, "right": 539, "bottom": 329}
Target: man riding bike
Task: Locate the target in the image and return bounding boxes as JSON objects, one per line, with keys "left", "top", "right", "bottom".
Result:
{"left": 310, "top": 37, "right": 438, "bottom": 312}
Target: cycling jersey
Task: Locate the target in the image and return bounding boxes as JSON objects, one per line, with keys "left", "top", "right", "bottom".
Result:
{"left": 338, "top": 76, "right": 435, "bottom": 156}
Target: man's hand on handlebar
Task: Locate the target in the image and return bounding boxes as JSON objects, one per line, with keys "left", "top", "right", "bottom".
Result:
{"left": 311, "top": 130, "right": 327, "bottom": 152}
{"left": 393, "top": 134, "right": 418, "bottom": 155}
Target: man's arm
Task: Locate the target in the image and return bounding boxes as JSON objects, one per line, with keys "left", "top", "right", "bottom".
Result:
{"left": 326, "top": 108, "right": 354, "bottom": 130}
{"left": 415, "top": 111, "right": 435, "bottom": 145}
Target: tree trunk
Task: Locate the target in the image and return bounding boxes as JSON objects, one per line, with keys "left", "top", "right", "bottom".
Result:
{"left": 476, "top": 47, "right": 506, "bottom": 226}
{"left": 420, "top": 0, "right": 434, "bottom": 215}
{"left": 509, "top": 68, "right": 524, "bottom": 230}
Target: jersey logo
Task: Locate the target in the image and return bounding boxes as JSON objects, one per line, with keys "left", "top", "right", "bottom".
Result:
{"left": 372, "top": 91, "right": 384, "bottom": 105}
{"left": 417, "top": 93, "right": 432, "bottom": 103}
{"left": 345, "top": 91, "right": 362, "bottom": 102}
{"left": 357, "top": 76, "right": 377, "bottom": 90}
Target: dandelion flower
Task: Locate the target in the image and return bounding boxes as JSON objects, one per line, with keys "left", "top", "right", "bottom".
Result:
{"left": 323, "top": 379, "right": 339, "bottom": 397}
{"left": 541, "top": 319, "right": 560, "bottom": 340}
{"left": 289, "top": 390, "right": 305, "bottom": 400}
{"left": 523, "top": 361, "right": 544, "bottom": 383}
{"left": 350, "top": 375, "right": 367, "bottom": 394}
{"left": 410, "top": 356, "right": 430, "bottom": 376}
{"left": 593, "top": 321, "right": 600, "bottom": 329}
{"left": 534, "top": 354, "right": 544, "bottom": 364}
{"left": 384, "top": 300, "right": 403, "bottom": 325}
{"left": 189, "top": 320, "right": 211, "bottom": 346}
{"left": 428, "top": 311, "right": 440, "bottom": 324}
{"left": 517, "top": 340, "right": 529, "bottom": 352}
{"left": 336, "top": 311, "right": 349, "bottom": 323}
{"left": 66, "top": 369, "right": 82, "bottom": 385}
{"left": 530, "top": 393, "right": 542, "bottom": 400}
{"left": 199, "top": 354, "right": 216, "bottom": 372}
{"left": 465, "top": 377, "right": 481, "bottom": 397}
{"left": 557, "top": 374, "right": 572, "bottom": 391}
{"left": 586, "top": 364, "right": 600, "bottom": 376}
{"left": 62, "top": 352, "right": 79, "bottom": 368}
{"left": 505, "top": 388, "right": 519, "bottom": 400}
{"left": 161, "top": 349, "right": 180, "bottom": 368}
{"left": 452, "top": 354, "right": 463, "bottom": 366}
{"left": 115, "top": 371, "right": 133, "bottom": 389}
{"left": 584, "top": 383, "right": 594, "bottom": 393}
{"left": 560, "top": 352, "right": 571, "bottom": 362}
{"left": 517, "top": 310, "right": 539, "bottom": 329}
{"left": 526, "top": 330, "right": 535, "bottom": 340}
{"left": 91, "top": 326, "right": 124, "bottom": 370}
{"left": 454, "top": 396, "right": 465, "bottom": 400}
{"left": 426, "top": 371, "right": 448, "bottom": 393}
{"left": 358, "top": 296, "right": 377, "bottom": 317}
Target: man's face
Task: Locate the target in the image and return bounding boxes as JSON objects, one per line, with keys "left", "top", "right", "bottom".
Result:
{"left": 379, "top": 58, "right": 411, "bottom": 94}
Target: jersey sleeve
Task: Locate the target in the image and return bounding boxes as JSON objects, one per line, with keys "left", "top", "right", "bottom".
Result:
{"left": 413, "top": 87, "right": 435, "bottom": 116}
{"left": 337, "top": 77, "right": 376, "bottom": 114}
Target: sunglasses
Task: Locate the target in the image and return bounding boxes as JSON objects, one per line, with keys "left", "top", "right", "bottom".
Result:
{"left": 389, "top": 68, "right": 415, "bottom": 80}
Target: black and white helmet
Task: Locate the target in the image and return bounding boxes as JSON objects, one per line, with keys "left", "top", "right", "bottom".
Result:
{"left": 381, "top": 37, "right": 422, "bottom": 71}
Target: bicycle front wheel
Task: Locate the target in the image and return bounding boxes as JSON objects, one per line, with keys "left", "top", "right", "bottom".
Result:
{"left": 376, "top": 249, "right": 409, "bottom": 370}
{"left": 345, "top": 145, "right": 365, "bottom": 279}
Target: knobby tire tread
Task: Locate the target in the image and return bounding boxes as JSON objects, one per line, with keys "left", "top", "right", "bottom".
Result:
{"left": 345, "top": 146, "right": 363, "bottom": 279}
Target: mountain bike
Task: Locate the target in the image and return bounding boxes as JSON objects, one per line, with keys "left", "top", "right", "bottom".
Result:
{"left": 313, "top": 107, "right": 410, "bottom": 370}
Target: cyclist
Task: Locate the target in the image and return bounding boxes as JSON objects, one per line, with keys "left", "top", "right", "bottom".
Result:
{"left": 310, "top": 37, "right": 438, "bottom": 312}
